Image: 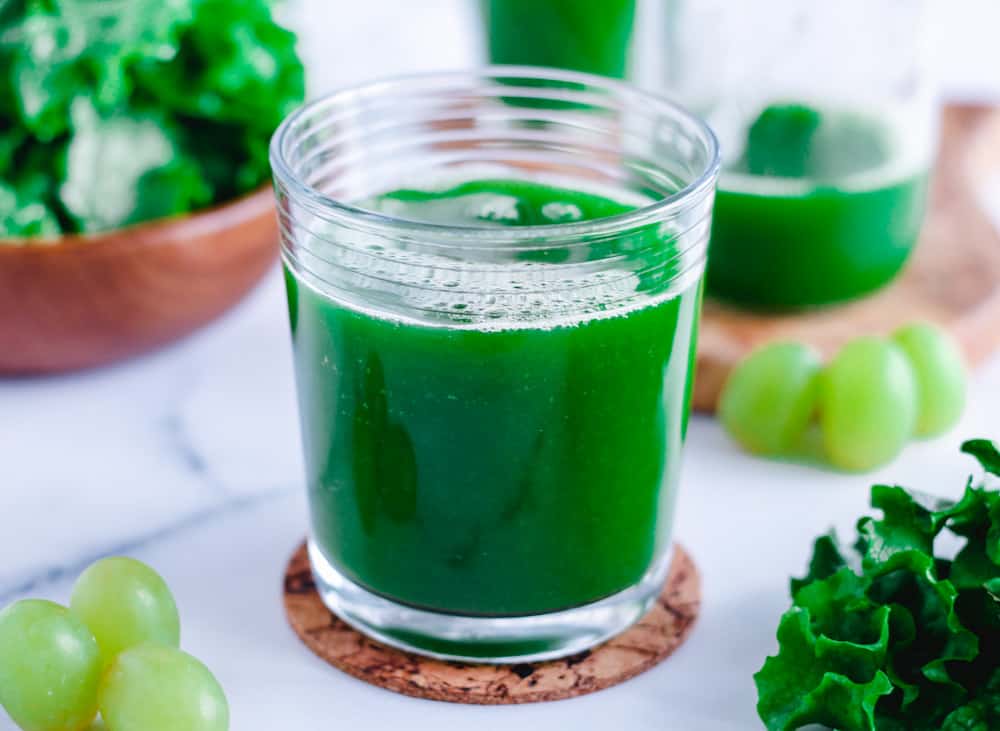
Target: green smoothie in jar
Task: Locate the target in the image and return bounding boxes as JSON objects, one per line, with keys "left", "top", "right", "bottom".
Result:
{"left": 708, "top": 104, "right": 930, "bottom": 309}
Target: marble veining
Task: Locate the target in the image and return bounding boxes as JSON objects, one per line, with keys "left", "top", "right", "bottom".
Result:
{"left": 0, "top": 489, "right": 292, "bottom": 605}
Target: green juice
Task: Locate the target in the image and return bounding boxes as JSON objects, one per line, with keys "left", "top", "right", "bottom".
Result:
{"left": 285, "top": 180, "right": 701, "bottom": 617}
{"left": 481, "top": 0, "right": 637, "bottom": 79}
{"left": 707, "top": 104, "right": 930, "bottom": 309}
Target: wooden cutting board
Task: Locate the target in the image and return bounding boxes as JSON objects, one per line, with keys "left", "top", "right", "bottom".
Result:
{"left": 693, "top": 105, "right": 1000, "bottom": 413}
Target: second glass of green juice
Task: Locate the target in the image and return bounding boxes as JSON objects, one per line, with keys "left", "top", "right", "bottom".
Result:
{"left": 479, "top": 0, "right": 637, "bottom": 79}
{"left": 271, "top": 69, "right": 719, "bottom": 662}
{"left": 665, "top": 0, "right": 937, "bottom": 309}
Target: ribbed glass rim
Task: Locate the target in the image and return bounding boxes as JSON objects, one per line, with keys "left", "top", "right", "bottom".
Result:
{"left": 269, "top": 66, "right": 720, "bottom": 245}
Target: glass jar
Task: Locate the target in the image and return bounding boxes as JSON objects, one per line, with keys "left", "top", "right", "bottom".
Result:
{"left": 665, "top": 0, "right": 937, "bottom": 309}
{"left": 271, "top": 68, "right": 718, "bottom": 662}
{"left": 478, "top": 1, "right": 639, "bottom": 80}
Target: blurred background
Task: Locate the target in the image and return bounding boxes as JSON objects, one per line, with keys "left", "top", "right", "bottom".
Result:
{"left": 290, "top": 0, "right": 1000, "bottom": 102}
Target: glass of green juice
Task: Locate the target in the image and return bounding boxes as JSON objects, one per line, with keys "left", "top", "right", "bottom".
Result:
{"left": 270, "top": 68, "right": 719, "bottom": 662}
{"left": 664, "top": 0, "right": 938, "bottom": 309}
{"left": 479, "top": 0, "right": 638, "bottom": 79}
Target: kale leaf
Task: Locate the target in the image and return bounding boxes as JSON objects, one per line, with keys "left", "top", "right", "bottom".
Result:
{"left": 756, "top": 439, "right": 1000, "bottom": 730}
{"left": 1, "top": 0, "right": 304, "bottom": 238}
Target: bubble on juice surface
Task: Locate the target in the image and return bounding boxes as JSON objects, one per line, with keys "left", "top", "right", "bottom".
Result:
{"left": 541, "top": 201, "right": 583, "bottom": 223}
{"left": 473, "top": 194, "right": 522, "bottom": 225}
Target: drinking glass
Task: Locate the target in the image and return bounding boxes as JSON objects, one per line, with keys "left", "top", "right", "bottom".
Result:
{"left": 271, "top": 68, "right": 719, "bottom": 661}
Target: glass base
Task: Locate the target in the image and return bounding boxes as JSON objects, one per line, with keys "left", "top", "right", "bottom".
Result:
{"left": 308, "top": 540, "right": 674, "bottom": 664}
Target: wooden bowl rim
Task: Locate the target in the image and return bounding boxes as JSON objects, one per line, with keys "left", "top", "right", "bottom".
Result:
{"left": 0, "top": 185, "right": 275, "bottom": 256}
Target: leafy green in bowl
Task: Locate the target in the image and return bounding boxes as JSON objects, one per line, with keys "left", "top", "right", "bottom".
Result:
{"left": 1, "top": 0, "right": 305, "bottom": 239}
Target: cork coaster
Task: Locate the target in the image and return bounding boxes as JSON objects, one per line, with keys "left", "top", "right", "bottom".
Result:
{"left": 283, "top": 543, "right": 700, "bottom": 704}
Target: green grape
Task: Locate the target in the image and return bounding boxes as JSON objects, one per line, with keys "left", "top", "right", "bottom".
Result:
{"left": 820, "top": 336, "right": 917, "bottom": 471}
{"left": 718, "top": 341, "right": 823, "bottom": 455}
{"left": 0, "top": 599, "right": 101, "bottom": 731}
{"left": 70, "top": 557, "right": 180, "bottom": 668}
{"left": 892, "top": 322, "right": 967, "bottom": 437}
{"left": 99, "top": 645, "right": 229, "bottom": 731}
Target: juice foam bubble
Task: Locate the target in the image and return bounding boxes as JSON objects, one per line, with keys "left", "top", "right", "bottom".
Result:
{"left": 288, "top": 175, "right": 703, "bottom": 330}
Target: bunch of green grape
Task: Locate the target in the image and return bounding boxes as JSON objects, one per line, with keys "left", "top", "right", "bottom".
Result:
{"left": 0, "top": 557, "right": 228, "bottom": 731}
{"left": 719, "top": 322, "right": 967, "bottom": 471}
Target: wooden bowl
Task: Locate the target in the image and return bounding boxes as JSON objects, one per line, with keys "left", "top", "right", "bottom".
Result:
{"left": 0, "top": 187, "right": 278, "bottom": 374}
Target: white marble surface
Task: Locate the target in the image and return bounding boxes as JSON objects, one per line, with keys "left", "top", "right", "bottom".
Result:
{"left": 3, "top": 2, "right": 1000, "bottom": 730}
{"left": 3, "top": 273, "right": 999, "bottom": 731}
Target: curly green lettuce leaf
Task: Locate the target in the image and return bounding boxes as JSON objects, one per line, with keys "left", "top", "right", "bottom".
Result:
{"left": 940, "top": 670, "right": 1000, "bottom": 731}
{"left": 872, "top": 714, "right": 947, "bottom": 731}
{"left": 6, "top": 0, "right": 194, "bottom": 135}
{"left": 791, "top": 532, "right": 848, "bottom": 595}
{"left": 962, "top": 439, "right": 1000, "bottom": 477}
{"left": 1, "top": 181, "right": 62, "bottom": 238}
{"left": 0, "top": 125, "right": 26, "bottom": 177}
{"left": 7, "top": 12, "right": 88, "bottom": 140}
{"left": 942, "top": 702, "right": 999, "bottom": 731}
{"left": 948, "top": 488, "right": 1000, "bottom": 590}
{"left": 758, "top": 441, "right": 1000, "bottom": 730}
{"left": 2, "top": 0, "right": 303, "bottom": 237}
{"left": 133, "top": 0, "right": 304, "bottom": 134}
{"left": 756, "top": 608, "right": 893, "bottom": 731}
{"left": 82, "top": 0, "right": 196, "bottom": 110}
{"left": 59, "top": 98, "right": 210, "bottom": 232}
{"left": 85, "top": 0, "right": 194, "bottom": 63}
{"left": 0, "top": 0, "right": 24, "bottom": 28}
{"left": 173, "top": 118, "right": 272, "bottom": 201}
{"left": 986, "top": 577, "right": 1000, "bottom": 599}
{"left": 855, "top": 485, "right": 944, "bottom": 568}
{"left": 869, "top": 551, "right": 979, "bottom": 714}
{"left": 793, "top": 569, "right": 891, "bottom": 678}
